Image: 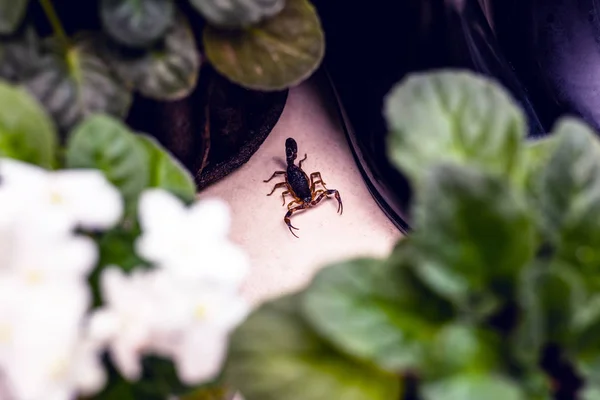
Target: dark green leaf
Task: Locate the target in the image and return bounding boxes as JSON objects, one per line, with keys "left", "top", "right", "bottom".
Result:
{"left": 532, "top": 118, "right": 600, "bottom": 280}
{"left": 65, "top": 114, "right": 148, "bottom": 211}
{"left": 384, "top": 70, "right": 526, "bottom": 185}
{"left": 0, "top": 79, "right": 57, "bottom": 168}
{"left": 104, "top": 17, "right": 200, "bottom": 100}
{"left": 97, "top": 224, "right": 146, "bottom": 272}
{"left": 100, "top": 0, "right": 174, "bottom": 48}
{"left": 0, "top": 0, "right": 29, "bottom": 34}
{"left": 190, "top": 0, "right": 284, "bottom": 28}
{"left": 203, "top": 0, "right": 324, "bottom": 91}
{"left": 420, "top": 373, "right": 525, "bottom": 400}
{"left": 571, "top": 296, "right": 600, "bottom": 363}
{"left": 301, "top": 256, "right": 455, "bottom": 372}
{"left": 136, "top": 134, "right": 196, "bottom": 202}
{"left": 0, "top": 25, "right": 41, "bottom": 82}
{"left": 412, "top": 164, "right": 535, "bottom": 315}
{"left": 513, "top": 262, "right": 587, "bottom": 364}
{"left": 24, "top": 35, "right": 132, "bottom": 132}
{"left": 224, "top": 295, "right": 401, "bottom": 400}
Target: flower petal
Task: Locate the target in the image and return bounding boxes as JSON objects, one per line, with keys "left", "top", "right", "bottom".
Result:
{"left": 174, "top": 332, "right": 227, "bottom": 385}
{"left": 188, "top": 197, "right": 231, "bottom": 240}
{"left": 53, "top": 170, "right": 123, "bottom": 230}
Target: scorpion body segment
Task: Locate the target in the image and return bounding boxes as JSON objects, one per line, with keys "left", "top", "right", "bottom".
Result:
{"left": 263, "top": 137, "right": 343, "bottom": 238}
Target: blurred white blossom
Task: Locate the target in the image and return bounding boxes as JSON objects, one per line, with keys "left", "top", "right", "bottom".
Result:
{"left": 0, "top": 158, "right": 123, "bottom": 231}
{"left": 0, "top": 158, "right": 117, "bottom": 400}
{"left": 0, "top": 158, "right": 250, "bottom": 397}
{"left": 135, "top": 189, "right": 249, "bottom": 285}
{"left": 91, "top": 189, "right": 250, "bottom": 385}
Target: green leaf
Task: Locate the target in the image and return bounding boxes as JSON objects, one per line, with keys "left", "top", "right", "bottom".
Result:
{"left": 301, "top": 256, "right": 455, "bottom": 372}
{"left": 570, "top": 295, "right": 600, "bottom": 363}
{"left": 65, "top": 114, "right": 148, "bottom": 211}
{"left": 100, "top": 0, "right": 174, "bottom": 48}
{"left": 582, "top": 385, "right": 600, "bottom": 400}
{"left": 0, "top": 25, "right": 41, "bottom": 83}
{"left": 384, "top": 70, "right": 526, "bottom": 185}
{"left": 0, "top": 79, "right": 57, "bottom": 168}
{"left": 190, "top": 0, "right": 284, "bottom": 28}
{"left": 203, "top": 0, "right": 324, "bottom": 91}
{"left": 428, "top": 324, "right": 500, "bottom": 379}
{"left": 412, "top": 164, "right": 535, "bottom": 315}
{"left": 420, "top": 373, "right": 526, "bottom": 400}
{"left": 532, "top": 118, "right": 600, "bottom": 279}
{"left": 513, "top": 262, "right": 587, "bottom": 364}
{"left": 136, "top": 134, "right": 196, "bottom": 202}
{"left": 522, "top": 135, "right": 560, "bottom": 189}
{"left": 24, "top": 35, "right": 132, "bottom": 132}
{"left": 97, "top": 224, "right": 146, "bottom": 272}
{"left": 103, "top": 16, "right": 200, "bottom": 100}
{"left": 0, "top": 0, "right": 29, "bottom": 34}
{"left": 180, "top": 384, "right": 234, "bottom": 400}
{"left": 224, "top": 295, "right": 401, "bottom": 400}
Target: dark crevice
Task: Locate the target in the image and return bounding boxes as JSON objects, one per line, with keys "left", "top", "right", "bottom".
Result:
{"left": 540, "top": 344, "right": 583, "bottom": 399}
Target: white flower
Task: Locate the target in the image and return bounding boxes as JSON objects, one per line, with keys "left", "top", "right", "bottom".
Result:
{"left": 0, "top": 159, "right": 109, "bottom": 399}
{"left": 0, "top": 158, "right": 123, "bottom": 231}
{"left": 89, "top": 266, "right": 249, "bottom": 386}
{"left": 135, "top": 189, "right": 249, "bottom": 285}
{"left": 153, "top": 279, "right": 249, "bottom": 384}
{"left": 0, "top": 279, "right": 104, "bottom": 400}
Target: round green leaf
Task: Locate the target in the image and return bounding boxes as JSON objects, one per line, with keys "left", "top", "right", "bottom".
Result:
{"left": 412, "top": 164, "right": 535, "bottom": 315}
{"left": 421, "top": 373, "right": 525, "bottom": 400}
{"left": 384, "top": 70, "right": 526, "bottom": 185}
{"left": 225, "top": 295, "right": 401, "bottom": 400}
{"left": 24, "top": 36, "right": 132, "bottom": 132}
{"left": 190, "top": 0, "right": 284, "bottom": 28}
{"left": 100, "top": 0, "right": 174, "bottom": 48}
{"left": 203, "top": 0, "right": 324, "bottom": 91}
{"left": 532, "top": 118, "right": 600, "bottom": 277}
{"left": 0, "top": 25, "right": 43, "bottom": 83}
{"left": 0, "top": 80, "right": 57, "bottom": 168}
{"left": 301, "top": 257, "right": 454, "bottom": 372}
{"left": 65, "top": 114, "right": 148, "bottom": 209}
{"left": 0, "top": 0, "right": 29, "bottom": 34}
{"left": 513, "top": 262, "right": 587, "bottom": 365}
{"left": 104, "top": 18, "right": 200, "bottom": 100}
{"left": 136, "top": 134, "right": 196, "bottom": 202}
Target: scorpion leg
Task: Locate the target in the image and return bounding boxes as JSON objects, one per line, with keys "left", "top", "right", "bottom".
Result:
{"left": 267, "top": 181, "right": 288, "bottom": 196}
{"left": 298, "top": 154, "right": 308, "bottom": 169}
{"left": 284, "top": 203, "right": 309, "bottom": 238}
{"left": 287, "top": 198, "right": 302, "bottom": 210}
{"left": 263, "top": 171, "right": 286, "bottom": 183}
{"left": 312, "top": 189, "right": 343, "bottom": 215}
{"left": 309, "top": 172, "right": 328, "bottom": 191}
{"left": 281, "top": 190, "right": 295, "bottom": 206}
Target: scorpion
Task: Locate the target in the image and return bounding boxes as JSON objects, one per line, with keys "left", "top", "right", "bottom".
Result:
{"left": 263, "top": 137, "right": 343, "bottom": 238}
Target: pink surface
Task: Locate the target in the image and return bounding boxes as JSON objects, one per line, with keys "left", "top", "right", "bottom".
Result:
{"left": 201, "top": 77, "right": 402, "bottom": 308}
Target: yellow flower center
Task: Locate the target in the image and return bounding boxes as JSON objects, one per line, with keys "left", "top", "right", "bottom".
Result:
{"left": 0, "top": 324, "right": 12, "bottom": 343}
{"left": 49, "top": 190, "right": 63, "bottom": 205}
{"left": 26, "top": 270, "right": 43, "bottom": 285}
{"left": 50, "top": 358, "right": 68, "bottom": 379}
{"left": 194, "top": 304, "right": 207, "bottom": 320}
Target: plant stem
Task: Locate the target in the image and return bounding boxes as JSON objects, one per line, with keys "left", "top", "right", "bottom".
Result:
{"left": 38, "top": 0, "right": 70, "bottom": 49}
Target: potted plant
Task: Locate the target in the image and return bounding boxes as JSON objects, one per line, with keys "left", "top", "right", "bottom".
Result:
{"left": 222, "top": 70, "right": 600, "bottom": 399}
{"left": 0, "top": 0, "right": 325, "bottom": 188}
